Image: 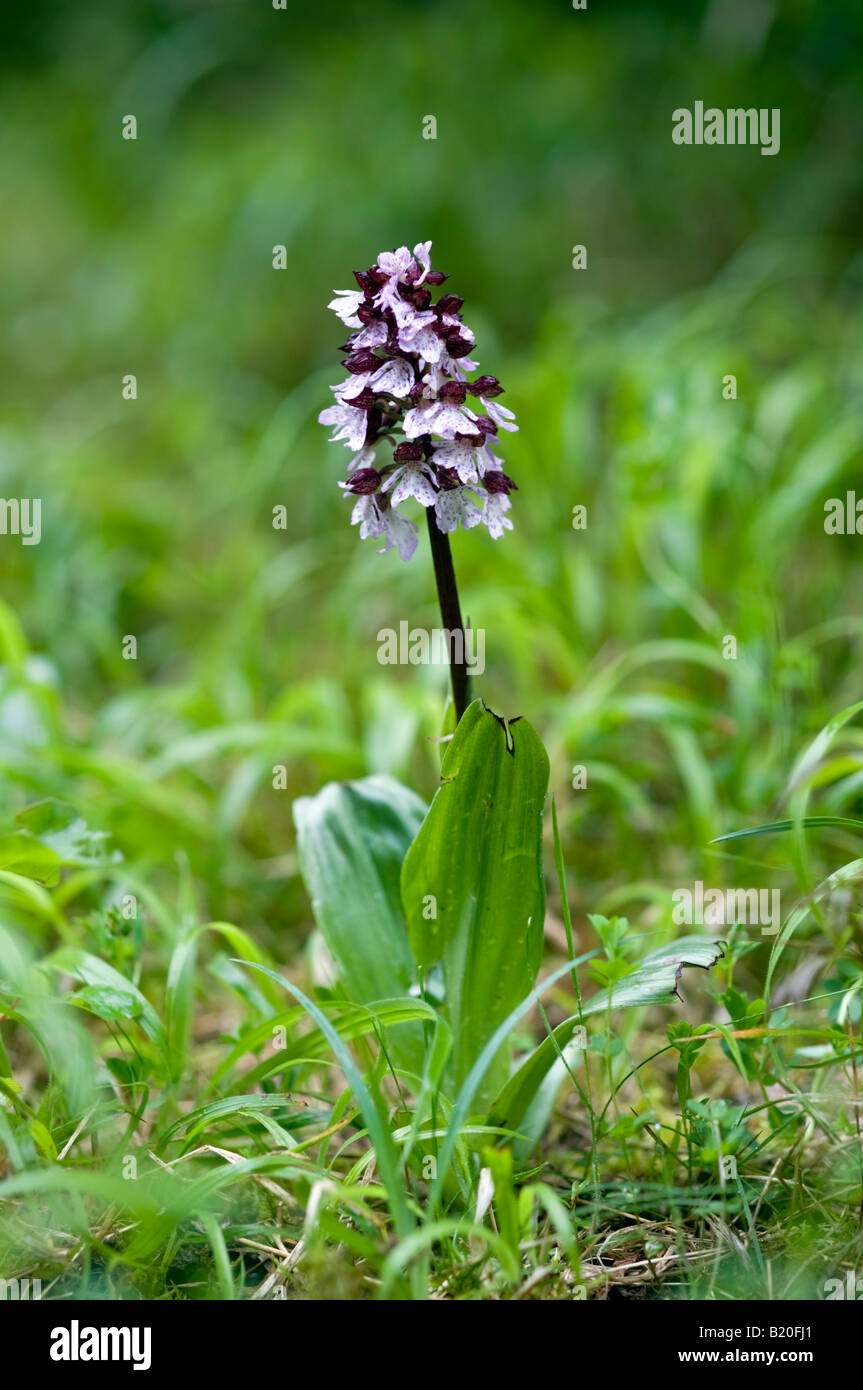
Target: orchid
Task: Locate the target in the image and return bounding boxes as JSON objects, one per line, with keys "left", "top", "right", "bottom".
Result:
{"left": 318, "top": 242, "right": 518, "bottom": 558}
{"left": 318, "top": 241, "right": 519, "bottom": 719}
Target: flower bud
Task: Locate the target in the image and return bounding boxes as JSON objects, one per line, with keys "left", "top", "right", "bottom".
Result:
{"left": 342, "top": 349, "right": 381, "bottom": 374}
{"left": 393, "top": 441, "right": 424, "bottom": 461}
{"left": 346, "top": 468, "right": 381, "bottom": 494}
{"left": 467, "top": 375, "right": 504, "bottom": 398}
{"left": 353, "top": 270, "right": 378, "bottom": 295}
{"left": 435, "top": 466, "right": 461, "bottom": 490}
{"left": 438, "top": 381, "right": 467, "bottom": 404}
{"left": 445, "top": 336, "right": 473, "bottom": 359}
{"left": 483, "top": 471, "right": 517, "bottom": 494}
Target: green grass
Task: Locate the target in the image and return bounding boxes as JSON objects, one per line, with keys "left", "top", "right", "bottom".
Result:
{"left": 1, "top": 0, "right": 863, "bottom": 1301}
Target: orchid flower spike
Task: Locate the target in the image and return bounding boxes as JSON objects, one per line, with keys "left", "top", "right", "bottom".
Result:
{"left": 319, "top": 242, "right": 518, "bottom": 561}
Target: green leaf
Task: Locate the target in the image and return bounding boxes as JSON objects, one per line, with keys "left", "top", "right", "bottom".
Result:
{"left": 14, "top": 800, "right": 120, "bottom": 867}
{"left": 237, "top": 997, "right": 440, "bottom": 1090}
{"left": 293, "top": 774, "right": 425, "bottom": 1070}
{"left": 160, "top": 1094, "right": 309, "bottom": 1146}
{"left": 584, "top": 935, "right": 727, "bottom": 1013}
{"left": 70, "top": 983, "right": 143, "bottom": 1024}
{"left": 29, "top": 1118, "right": 57, "bottom": 1160}
{"left": 234, "top": 960, "right": 415, "bottom": 1242}
{"left": 712, "top": 816, "right": 863, "bottom": 844}
{"left": 0, "top": 832, "right": 62, "bottom": 885}
{"left": 426, "top": 955, "right": 597, "bottom": 1210}
{"left": 764, "top": 856, "right": 863, "bottom": 1010}
{"left": 105, "top": 1055, "right": 148, "bottom": 1086}
{"left": 166, "top": 919, "right": 284, "bottom": 1083}
{"left": 47, "top": 948, "right": 167, "bottom": 1050}
{"left": 401, "top": 701, "right": 549, "bottom": 1104}
{"left": 785, "top": 699, "right": 863, "bottom": 802}
{"left": 492, "top": 936, "right": 726, "bottom": 1132}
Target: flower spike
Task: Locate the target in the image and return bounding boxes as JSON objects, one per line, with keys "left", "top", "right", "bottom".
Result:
{"left": 319, "top": 241, "right": 517, "bottom": 561}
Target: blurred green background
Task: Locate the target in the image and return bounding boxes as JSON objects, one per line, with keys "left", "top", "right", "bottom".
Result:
{"left": 1, "top": 0, "right": 862, "bottom": 955}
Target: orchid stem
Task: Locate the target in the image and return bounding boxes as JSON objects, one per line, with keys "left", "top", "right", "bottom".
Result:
{"left": 426, "top": 510, "right": 470, "bottom": 724}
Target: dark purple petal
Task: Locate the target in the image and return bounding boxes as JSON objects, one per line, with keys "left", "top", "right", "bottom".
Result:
{"left": 353, "top": 270, "right": 378, "bottom": 295}
{"left": 445, "top": 336, "right": 473, "bottom": 359}
{"left": 342, "top": 349, "right": 382, "bottom": 374}
{"left": 393, "top": 440, "right": 424, "bottom": 462}
{"left": 364, "top": 407, "right": 383, "bottom": 445}
{"left": 484, "top": 471, "right": 517, "bottom": 494}
{"left": 467, "top": 374, "right": 504, "bottom": 398}
{"left": 436, "top": 294, "right": 464, "bottom": 315}
{"left": 434, "top": 466, "right": 461, "bottom": 490}
{"left": 346, "top": 468, "right": 381, "bottom": 494}
{"left": 343, "top": 386, "right": 377, "bottom": 410}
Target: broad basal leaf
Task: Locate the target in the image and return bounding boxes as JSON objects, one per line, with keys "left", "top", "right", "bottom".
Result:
{"left": 293, "top": 774, "right": 426, "bottom": 1070}
{"left": 401, "top": 700, "right": 549, "bottom": 1105}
